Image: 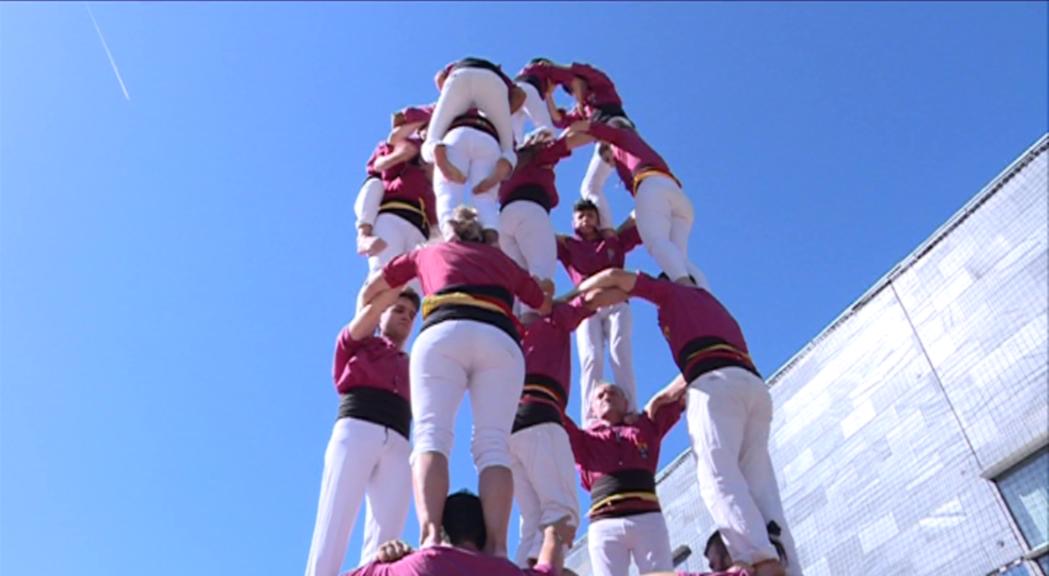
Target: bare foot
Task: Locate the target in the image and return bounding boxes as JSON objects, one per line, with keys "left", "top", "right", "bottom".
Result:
{"left": 473, "top": 158, "right": 512, "bottom": 194}
{"left": 434, "top": 145, "right": 466, "bottom": 184}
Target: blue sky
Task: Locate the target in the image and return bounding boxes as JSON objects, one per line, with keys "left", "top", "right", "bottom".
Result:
{"left": 1, "top": 2, "right": 1045, "bottom": 575}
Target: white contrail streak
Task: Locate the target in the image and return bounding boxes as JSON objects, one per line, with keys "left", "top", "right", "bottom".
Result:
{"left": 85, "top": 3, "right": 130, "bottom": 101}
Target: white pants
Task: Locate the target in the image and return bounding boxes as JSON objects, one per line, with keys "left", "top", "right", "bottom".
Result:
{"left": 580, "top": 150, "right": 616, "bottom": 228}
{"left": 423, "top": 67, "right": 516, "bottom": 168}
{"left": 366, "top": 214, "right": 427, "bottom": 275}
{"left": 354, "top": 177, "right": 385, "bottom": 229}
{"left": 586, "top": 512, "right": 673, "bottom": 576}
{"left": 634, "top": 174, "right": 708, "bottom": 285}
{"left": 687, "top": 367, "right": 803, "bottom": 575}
{"left": 576, "top": 302, "right": 636, "bottom": 423}
{"left": 304, "top": 418, "right": 412, "bottom": 576}
{"left": 499, "top": 201, "right": 556, "bottom": 278}
{"left": 410, "top": 320, "right": 524, "bottom": 471}
{"left": 511, "top": 81, "right": 555, "bottom": 143}
{"left": 434, "top": 127, "right": 502, "bottom": 236}
{"left": 510, "top": 423, "right": 580, "bottom": 566}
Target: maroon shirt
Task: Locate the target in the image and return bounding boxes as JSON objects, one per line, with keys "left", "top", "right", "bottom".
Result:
{"left": 563, "top": 403, "right": 682, "bottom": 492}
{"left": 566, "top": 62, "right": 623, "bottom": 108}
{"left": 398, "top": 103, "right": 437, "bottom": 127}
{"left": 522, "top": 301, "right": 593, "bottom": 405}
{"left": 585, "top": 122, "right": 676, "bottom": 196}
{"left": 344, "top": 546, "right": 558, "bottom": 576}
{"left": 515, "top": 61, "right": 577, "bottom": 94}
{"left": 332, "top": 331, "right": 409, "bottom": 402}
{"left": 630, "top": 273, "right": 754, "bottom": 379}
{"left": 557, "top": 226, "right": 643, "bottom": 286}
{"left": 498, "top": 138, "right": 573, "bottom": 210}
{"left": 382, "top": 241, "right": 545, "bottom": 310}
{"left": 365, "top": 139, "right": 437, "bottom": 226}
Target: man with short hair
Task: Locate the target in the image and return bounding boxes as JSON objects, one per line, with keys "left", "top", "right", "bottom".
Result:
{"left": 557, "top": 198, "right": 642, "bottom": 423}
{"left": 344, "top": 490, "right": 570, "bottom": 576}
{"left": 304, "top": 289, "right": 421, "bottom": 576}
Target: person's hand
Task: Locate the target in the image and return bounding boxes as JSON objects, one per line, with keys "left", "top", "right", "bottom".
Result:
{"left": 357, "top": 233, "right": 387, "bottom": 257}
{"left": 376, "top": 540, "right": 413, "bottom": 563}
{"left": 434, "top": 145, "right": 466, "bottom": 184}
{"left": 568, "top": 119, "right": 590, "bottom": 134}
{"left": 473, "top": 158, "right": 512, "bottom": 195}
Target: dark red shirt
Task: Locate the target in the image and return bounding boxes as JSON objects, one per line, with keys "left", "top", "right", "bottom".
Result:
{"left": 364, "top": 139, "right": 437, "bottom": 227}
{"left": 630, "top": 273, "right": 752, "bottom": 375}
{"left": 344, "top": 546, "right": 558, "bottom": 576}
{"left": 557, "top": 226, "right": 642, "bottom": 286}
{"left": 563, "top": 403, "right": 682, "bottom": 492}
{"left": 382, "top": 241, "right": 545, "bottom": 310}
{"left": 398, "top": 103, "right": 437, "bottom": 127}
{"left": 522, "top": 301, "right": 593, "bottom": 402}
{"left": 586, "top": 122, "right": 675, "bottom": 196}
{"left": 498, "top": 138, "right": 573, "bottom": 210}
{"left": 565, "top": 62, "right": 623, "bottom": 108}
{"left": 332, "top": 331, "right": 409, "bottom": 402}
{"left": 515, "top": 61, "right": 577, "bottom": 94}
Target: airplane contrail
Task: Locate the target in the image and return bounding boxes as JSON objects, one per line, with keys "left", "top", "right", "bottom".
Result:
{"left": 85, "top": 3, "right": 130, "bottom": 101}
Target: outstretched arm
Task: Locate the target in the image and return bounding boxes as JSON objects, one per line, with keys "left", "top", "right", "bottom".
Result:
{"left": 580, "top": 286, "right": 629, "bottom": 310}
{"left": 577, "top": 268, "right": 638, "bottom": 295}
{"left": 387, "top": 121, "right": 425, "bottom": 146}
{"left": 349, "top": 285, "right": 401, "bottom": 340}
{"left": 644, "top": 373, "right": 688, "bottom": 422}
{"left": 372, "top": 139, "right": 419, "bottom": 173}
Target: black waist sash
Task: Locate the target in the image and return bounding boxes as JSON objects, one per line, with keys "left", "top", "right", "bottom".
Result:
{"left": 421, "top": 285, "right": 520, "bottom": 344}
{"left": 454, "top": 57, "right": 504, "bottom": 76}
{"left": 449, "top": 114, "right": 498, "bottom": 142}
{"left": 378, "top": 198, "right": 429, "bottom": 239}
{"left": 500, "top": 184, "right": 551, "bottom": 213}
{"left": 337, "top": 387, "right": 411, "bottom": 441}
{"left": 677, "top": 336, "right": 761, "bottom": 383}
{"left": 512, "top": 374, "right": 567, "bottom": 433}
{"left": 589, "top": 469, "right": 660, "bottom": 520}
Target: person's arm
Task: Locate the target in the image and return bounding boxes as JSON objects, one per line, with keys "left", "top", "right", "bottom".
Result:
{"left": 617, "top": 218, "right": 643, "bottom": 253}
{"left": 648, "top": 385, "right": 686, "bottom": 438}
{"left": 561, "top": 413, "right": 592, "bottom": 466}
{"left": 580, "top": 286, "right": 629, "bottom": 311}
{"left": 362, "top": 251, "right": 419, "bottom": 306}
{"left": 644, "top": 374, "right": 689, "bottom": 423}
{"left": 372, "top": 139, "right": 419, "bottom": 173}
{"left": 348, "top": 287, "right": 402, "bottom": 340}
{"left": 510, "top": 256, "right": 552, "bottom": 314}
{"left": 577, "top": 268, "right": 638, "bottom": 295}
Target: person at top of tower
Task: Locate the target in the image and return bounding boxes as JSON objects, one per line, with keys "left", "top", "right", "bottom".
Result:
{"left": 557, "top": 198, "right": 642, "bottom": 424}
{"left": 575, "top": 268, "right": 802, "bottom": 576}
{"left": 303, "top": 288, "right": 420, "bottom": 576}
{"left": 360, "top": 205, "right": 552, "bottom": 560}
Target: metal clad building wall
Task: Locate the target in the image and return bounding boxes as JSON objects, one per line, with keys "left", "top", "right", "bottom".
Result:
{"left": 564, "top": 135, "right": 1048, "bottom": 576}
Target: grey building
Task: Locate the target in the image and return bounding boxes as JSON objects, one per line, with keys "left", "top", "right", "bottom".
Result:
{"left": 565, "top": 134, "right": 1049, "bottom": 576}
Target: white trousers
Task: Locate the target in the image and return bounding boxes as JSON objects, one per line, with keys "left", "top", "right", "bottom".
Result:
{"left": 687, "top": 367, "right": 802, "bottom": 575}
{"left": 634, "top": 174, "right": 708, "bottom": 285}
{"left": 423, "top": 67, "right": 516, "bottom": 168}
{"left": 510, "top": 423, "right": 580, "bottom": 566}
{"left": 366, "top": 214, "right": 427, "bottom": 275}
{"left": 576, "top": 302, "right": 636, "bottom": 424}
{"left": 580, "top": 150, "right": 616, "bottom": 228}
{"left": 511, "top": 80, "right": 555, "bottom": 143}
{"left": 586, "top": 512, "right": 673, "bottom": 576}
{"left": 434, "top": 127, "right": 502, "bottom": 237}
{"left": 499, "top": 200, "right": 556, "bottom": 280}
{"left": 410, "top": 320, "right": 524, "bottom": 471}
{"left": 304, "top": 418, "right": 412, "bottom": 576}
{"left": 354, "top": 177, "right": 385, "bottom": 229}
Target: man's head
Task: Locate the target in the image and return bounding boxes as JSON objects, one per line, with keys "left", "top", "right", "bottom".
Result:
{"left": 572, "top": 199, "right": 601, "bottom": 239}
{"left": 589, "top": 382, "right": 629, "bottom": 425}
{"left": 379, "top": 289, "right": 419, "bottom": 347}
{"left": 442, "top": 490, "right": 487, "bottom": 551}
{"left": 704, "top": 530, "right": 732, "bottom": 572}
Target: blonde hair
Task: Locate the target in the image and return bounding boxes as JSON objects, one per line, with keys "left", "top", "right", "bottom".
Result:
{"left": 447, "top": 205, "right": 485, "bottom": 243}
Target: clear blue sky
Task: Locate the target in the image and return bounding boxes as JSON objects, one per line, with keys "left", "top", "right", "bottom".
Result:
{"left": 2, "top": 2, "right": 1045, "bottom": 575}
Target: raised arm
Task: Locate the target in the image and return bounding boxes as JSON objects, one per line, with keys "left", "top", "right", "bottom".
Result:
{"left": 577, "top": 268, "right": 638, "bottom": 295}
{"left": 644, "top": 373, "right": 689, "bottom": 423}
{"left": 372, "top": 139, "right": 419, "bottom": 173}
{"left": 349, "top": 286, "right": 402, "bottom": 340}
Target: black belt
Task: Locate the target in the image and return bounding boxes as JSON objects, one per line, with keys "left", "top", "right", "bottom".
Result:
{"left": 378, "top": 199, "right": 429, "bottom": 239}
{"left": 420, "top": 285, "right": 520, "bottom": 344}
{"left": 449, "top": 115, "right": 498, "bottom": 142}
{"left": 515, "top": 73, "right": 544, "bottom": 95}
{"left": 337, "top": 387, "right": 411, "bottom": 441}
{"left": 589, "top": 469, "right": 660, "bottom": 520}
{"left": 677, "top": 336, "right": 761, "bottom": 383}
{"left": 512, "top": 401, "right": 562, "bottom": 434}
{"left": 454, "top": 57, "right": 503, "bottom": 76}
{"left": 500, "top": 184, "right": 551, "bottom": 213}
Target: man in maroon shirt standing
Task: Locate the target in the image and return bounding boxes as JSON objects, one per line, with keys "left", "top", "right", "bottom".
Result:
{"left": 344, "top": 491, "right": 569, "bottom": 576}
{"left": 576, "top": 269, "right": 800, "bottom": 576}
{"left": 558, "top": 199, "right": 643, "bottom": 424}
{"left": 304, "top": 288, "right": 420, "bottom": 576}
{"left": 561, "top": 378, "right": 685, "bottom": 576}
